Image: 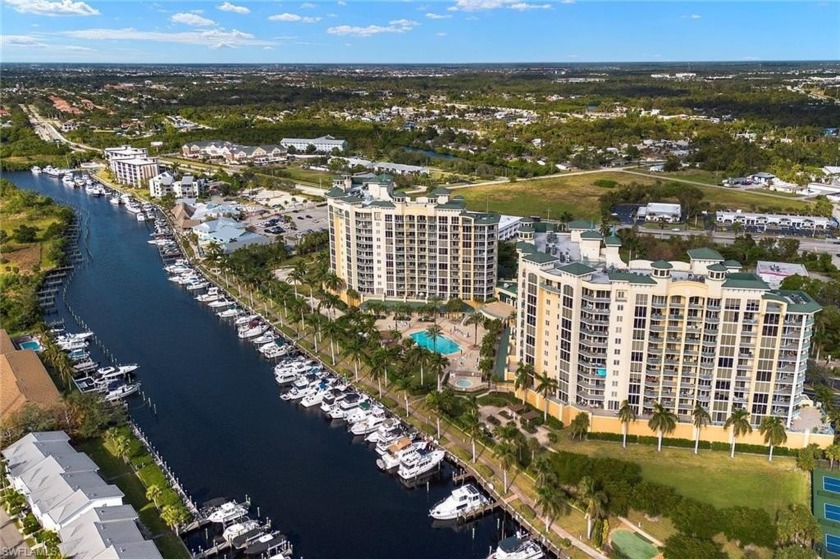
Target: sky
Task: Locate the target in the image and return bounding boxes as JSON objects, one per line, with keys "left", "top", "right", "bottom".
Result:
{"left": 1, "top": 0, "right": 838, "bottom": 64}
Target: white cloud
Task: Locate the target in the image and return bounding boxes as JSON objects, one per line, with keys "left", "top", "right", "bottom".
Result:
{"left": 263, "top": 45, "right": 274, "bottom": 50}
{"left": 425, "top": 12, "right": 451, "bottom": 19}
{"left": 300, "top": 2, "right": 316, "bottom": 7}
{"left": 171, "top": 12, "right": 217, "bottom": 26}
{"left": 435, "top": 32, "right": 446, "bottom": 36}
{"left": 60, "top": 27, "right": 274, "bottom": 48}
{"left": 268, "top": 12, "right": 321, "bottom": 22}
{"left": 64, "top": 44, "right": 92, "bottom": 50}
{"left": 448, "top": 0, "right": 551, "bottom": 10}
{"left": 327, "top": 18, "right": 418, "bottom": 37}
{"left": 217, "top": 2, "right": 250, "bottom": 14}
{"left": 682, "top": 14, "right": 701, "bottom": 19}
{"left": 3, "top": 0, "right": 99, "bottom": 17}
{"left": 337, "top": 0, "right": 346, "bottom": 4}
{"left": 1, "top": 34, "right": 49, "bottom": 47}
{"left": 508, "top": 2, "right": 550, "bottom": 10}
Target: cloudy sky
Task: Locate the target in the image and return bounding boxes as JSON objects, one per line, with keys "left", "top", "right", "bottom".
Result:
{"left": 1, "top": 0, "right": 838, "bottom": 63}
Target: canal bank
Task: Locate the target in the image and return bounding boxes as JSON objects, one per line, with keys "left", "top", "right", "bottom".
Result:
{"left": 9, "top": 171, "right": 518, "bottom": 559}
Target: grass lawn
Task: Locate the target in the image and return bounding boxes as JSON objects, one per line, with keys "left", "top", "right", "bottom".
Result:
{"left": 611, "top": 529, "right": 658, "bottom": 559}
{"left": 457, "top": 171, "right": 813, "bottom": 220}
{"left": 75, "top": 437, "right": 190, "bottom": 559}
{"left": 550, "top": 437, "right": 808, "bottom": 515}
{"left": 281, "top": 165, "right": 333, "bottom": 187}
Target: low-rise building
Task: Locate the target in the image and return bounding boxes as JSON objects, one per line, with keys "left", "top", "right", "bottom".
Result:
{"left": 716, "top": 210, "right": 836, "bottom": 230}
{"left": 192, "top": 218, "right": 271, "bottom": 255}
{"left": 281, "top": 135, "right": 347, "bottom": 153}
{"left": 149, "top": 172, "right": 204, "bottom": 199}
{"left": 756, "top": 261, "right": 809, "bottom": 289}
{"left": 2, "top": 432, "right": 163, "bottom": 558}
{"left": 636, "top": 202, "right": 682, "bottom": 223}
{"left": 0, "top": 330, "right": 60, "bottom": 422}
{"left": 498, "top": 215, "right": 523, "bottom": 241}
{"left": 181, "top": 141, "right": 286, "bottom": 164}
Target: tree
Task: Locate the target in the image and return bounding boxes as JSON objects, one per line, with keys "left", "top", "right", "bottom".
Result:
{"left": 691, "top": 404, "right": 711, "bottom": 455}
{"left": 342, "top": 336, "right": 366, "bottom": 381}
{"left": 776, "top": 504, "right": 821, "bottom": 548}
{"left": 425, "top": 324, "right": 443, "bottom": 357}
{"left": 663, "top": 534, "right": 727, "bottom": 559}
{"left": 826, "top": 443, "right": 840, "bottom": 470}
{"left": 465, "top": 312, "right": 484, "bottom": 343}
{"left": 535, "top": 372, "right": 558, "bottom": 421}
{"left": 724, "top": 408, "right": 753, "bottom": 458}
{"left": 759, "top": 416, "right": 788, "bottom": 462}
{"left": 569, "top": 412, "right": 590, "bottom": 441}
{"left": 13, "top": 224, "right": 38, "bottom": 243}
{"left": 536, "top": 484, "right": 565, "bottom": 532}
{"left": 577, "top": 477, "right": 607, "bottom": 540}
{"left": 648, "top": 403, "right": 677, "bottom": 452}
{"left": 369, "top": 347, "right": 390, "bottom": 397}
{"left": 161, "top": 504, "right": 191, "bottom": 534}
{"left": 288, "top": 260, "right": 308, "bottom": 298}
{"left": 617, "top": 400, "right": 636, "bottom": 449}
{"left": 496, "top": 441, "right": 517, "bottom": 493}
{"left": 146, "top": 484, "right": 163, "bottom": 505}
{"left": 796, "top": 444, "right": 822, "bottom": 472}
{"left": 462, "top": 396, "right": 481, "bottom": 462}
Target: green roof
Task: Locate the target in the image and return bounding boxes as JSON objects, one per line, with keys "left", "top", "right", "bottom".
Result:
{"left": 523, "top": 251, "right": 559, "bottom": 264}
{"left": 607, "top": 272, "right": 657, "bottom": 285}
{"left": 519, "top": 224, "right": 535, "bottom": 232}
{"left": 651, "top": 260, "right": 673, "bottom": 270}
{"left": 325, "top": 187, "right": 346, "bottom": 198}
{"left": 764, "top": 290, "right": 822, "bottom": 314}
{"left": 515, "top": 241, "right": 536, "bottom": 254}
{"left": 723, "top": 260, "right": 742, "bottom": 268}
{"left": 437, "top": 200, "right": 468, "bottom": 210}
{"left": 559, "top": 262, "right": 596, "bottom": 276}
{"left": 722, "top": 272, "right": 770, "bottom": 290}
{"left": 687, "top": 248, "right": 724, "bottom": 261}
{"left": 707, "top": 263, "right": 728, "bottom": 272}
{"left": 604, "top": 234, "right": 622, "bottom": 247}
{"left": 580, "top": 230, "right": 603, "bottom": 240}
{"left": 430, "top": 187, "right": 451, "bottom": 195}
{"left": 368, "top": 200, "right": 396, "bottom": 209}
{"left": 465, "top": 212, "right": 499, "bottom": 224}
{"left": 567, "top": 219, "right": 597, "bottom": 230}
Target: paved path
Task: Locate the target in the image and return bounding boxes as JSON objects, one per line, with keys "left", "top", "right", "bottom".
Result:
{"left": 617, "top": 516, "right": 664, "bottom": 547}
{"left": 0, "top": 508, "right": 31, "bottom": 558}
{"left": 615, "top": 169, "right": 808, "bottom": 202}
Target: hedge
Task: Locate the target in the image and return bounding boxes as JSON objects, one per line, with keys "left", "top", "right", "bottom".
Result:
{"left": 478, "top": 391, "right": 520, "bottom": 407}
{"left": 586, "top": 432, "right": 793, "bottom": 456}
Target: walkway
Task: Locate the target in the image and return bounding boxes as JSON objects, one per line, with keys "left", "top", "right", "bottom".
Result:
{"left": 0, "top": 508, "right": 31, "bottom": 558}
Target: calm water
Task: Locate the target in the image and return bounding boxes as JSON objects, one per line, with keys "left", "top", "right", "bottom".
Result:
{"left": 8, "top": 171, "right": 511, "bottom": 559}
{"left": 410, "top": 332, "right": 461, "bottom": 355}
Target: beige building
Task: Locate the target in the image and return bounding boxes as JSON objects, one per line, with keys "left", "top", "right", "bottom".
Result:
{"left": 511, "top": 226, "right": 822, "bottom": 435}
{"left": 0, "top": 330, "right": 61, "bottom": 422}
{"left": 326, "top": 174, "right": 499, "bottom": 302}
{"left": 105, "top": 145, "right": 159, "bottom": 188}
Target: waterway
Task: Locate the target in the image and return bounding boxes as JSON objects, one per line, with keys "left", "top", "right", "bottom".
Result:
{"left": 9, "top": 171, "right": 512, "bottom": 559}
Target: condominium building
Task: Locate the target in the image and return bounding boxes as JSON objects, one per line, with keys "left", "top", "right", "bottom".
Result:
{"left": 105, "top": 145, "right": 159, "bottom": 188}
{"left": 281, "top": 135, "right": 347, "bottom": 153}
{"left": 149, "top": 172, "right": 204, "bottom": 199}
{"left": 716, "top": 210, "right": 836, "bottom": 230}
{"left": 326, "top": 174, "right": 499, "bottom": 302}
{"left": 512, "top": 227, "right": 820, "bottom": 429}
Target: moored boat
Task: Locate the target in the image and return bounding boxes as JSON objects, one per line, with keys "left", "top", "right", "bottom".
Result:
{"left": 488, "top": 531, "right": 545, "bottom": 559}
{"left": 429, "top": 484, "right": 490, "bottom": 521}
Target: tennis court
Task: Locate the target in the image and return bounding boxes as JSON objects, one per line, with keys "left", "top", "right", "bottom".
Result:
{"left": 826, "top": 476, "right": 840, "bottom": 494}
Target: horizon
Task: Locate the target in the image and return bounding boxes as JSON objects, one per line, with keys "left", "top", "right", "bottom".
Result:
{"left": 3, "top": 59, "right": 840, "bottom": 66}
{"left": 1, "top": 0, "right": 839, "bottom": 64}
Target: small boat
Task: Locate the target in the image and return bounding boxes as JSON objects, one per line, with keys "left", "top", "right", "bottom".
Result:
{"left": 104, "top": 380, "right": 141, "bottom": 402}
{"left": 58, "top": 339, "right": 88, "bottom": 352}
{"left": 125, "top": 203, "right": 142, "bottom": 214}
{"left": 251, "top": 332, "right": 275, "bottom": 345}
{"left": 235, "top": 314, "right": 260, "bottom": 326}
{"left": 217, "top": 308, "right": 242, "bottom": 319}
{"left": 109, "top": 195, "right": 121, "bottom": 205}
{"left": 208, "top": 298, "right": 233, "bottom": 309}
{"left": 350, "top": 411, "right": 387, "bottom": 436}
{"left": 429, "top": 484, "right": 490, "bottom": 521}
{"left": 488, "top": 531, "right": 545, "bottom": 559}
{"left": 238, "top": 322, "right": 268, "bottom": 339}
{"left": 207, "top": 501, "right": 249, "bottom": 524}
{"left": 274, "top": 369, "right": 298, "bottom": 385}
{"left": 223, "top": 519, "right": 262, "bottom": 543}
{"left": 262, "top": 345, "right": 288, "bottom": 360}
{"left": 62, "top": 175, "right": 75, "bottom": 187}
{"left": 398, "top": 448, "right": 445, "bottom": 480}
{"left": 31, "top": 166, "right": 42, "bottom": 174}
{"left": 66, "top": 349, "right": 90, "bottom": 362}
{"left": 42, "top": 166, "right": 63, "bottom": 178}
{"left": 136, "top": 213, "right": 147, "bottom": 222}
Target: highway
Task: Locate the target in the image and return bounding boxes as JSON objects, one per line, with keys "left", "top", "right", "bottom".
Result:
{"left": 21, "top": 104, "right": 101, "bottom": 153}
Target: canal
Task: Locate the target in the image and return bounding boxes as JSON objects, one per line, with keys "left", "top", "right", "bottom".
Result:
{"left": 9, "top": 172, "right": 510, "bottom": 559}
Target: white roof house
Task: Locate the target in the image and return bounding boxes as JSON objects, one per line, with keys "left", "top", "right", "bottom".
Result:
{"left": 192, "top": 218, "right": 271, "bottom": 254}
{"left": 637, "top": 202, "right": 682, "bottom": 223}
{"left": 280, "top": 135, "right": 347, "bottom": 153}
{"left": 59, "top": 505, "right": 162, "bottom": 559}
{"left": 716, "top": 210, "right": 836, "bottom": 229}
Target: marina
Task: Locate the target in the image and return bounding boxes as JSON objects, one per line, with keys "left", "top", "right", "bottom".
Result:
{"left": 10, "top": 171, "right": 542, "bottom": 559}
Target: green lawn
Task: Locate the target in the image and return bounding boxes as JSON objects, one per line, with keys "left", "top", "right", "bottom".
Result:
{"left": 76, "top": 437, "right": 190, "bottom": 559}
{"left": 457, "top": 171, "right": 813, "bottom": 220}
{"left": 279, "top": 165, "right": 333, "bottom": 187}
{"left": 551, "top": 437, "right": 808, "bottom": 515}
{"left": 611, "top": 529, "right": 658, "bottom": 559}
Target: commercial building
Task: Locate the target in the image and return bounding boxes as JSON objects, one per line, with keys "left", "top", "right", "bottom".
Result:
{"left": 281, "top": 135, "right": 347, "bottom": 153}
{"left": 149, "top": 172, "right": 204, "bottom": 199}
{"left": 181, "top": 141, "right": 286, "bottom": 164}
{"left": 1, "top": 431, "right": 163, "bottom": 558}
{"left": 716, "top": 210, "right": 836, "bottom": 230}
{"left": 106, "top": 145, "right": 159, "bottom": 188}
{"left": 756, "top": 261, "right": 809, "bottom": 289}
{"left": 0, "top": 330, "right": 60, "bottom": 422}
{"left": 326, "top": 174, "right": 499, "bottom": 302}
{"left": 636, "top": 202, "right": 682, "bottom": 223}
{"left": 192, "top": 218, "right": 271, "bottom": 255}
{"left": 512, "top": 228, "right": 821, "bottom": 434}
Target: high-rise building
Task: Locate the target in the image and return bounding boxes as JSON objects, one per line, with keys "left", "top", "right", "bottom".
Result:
{"left": 326, "top": 174, "right": 499, "bottom": 302}
{"left": 105, "top": 145, "right": 159, "bottom": 188}
{"left": 512, "top": 224, "right": 820, "bottom": 428}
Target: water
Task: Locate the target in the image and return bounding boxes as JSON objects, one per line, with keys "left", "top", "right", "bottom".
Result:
{"left": 410, "top": 331, "right": 462, "bottom": 355}
{"left": 8, "top": 172, "right": 513, "bottom": 559}
{"left": 403, "top": 147, "right": 457, "bottom": 160}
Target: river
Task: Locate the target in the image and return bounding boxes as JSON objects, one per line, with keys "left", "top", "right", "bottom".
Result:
{"left": 8, "top": 171, "right": 511, "bottom": 559}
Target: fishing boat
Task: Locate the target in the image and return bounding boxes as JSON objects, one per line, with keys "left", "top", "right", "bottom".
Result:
{"left": 397, "top": 448, "right": 445, "bottom": 480}
{"left": 488, "top": 531, "right": 545, "bottom": 559}
{"left": 207, "top": 501, "right": 249, "bottom": 524}
{"left": 429, "top": 484, "right": 490, "bottom": 520}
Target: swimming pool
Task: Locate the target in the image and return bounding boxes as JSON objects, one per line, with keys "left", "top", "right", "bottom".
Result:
{"left": 410, "top": 331, "right": 461, "bottom": 355}
{"left": 19, "top": 340, "right": 42, "bottom": 351}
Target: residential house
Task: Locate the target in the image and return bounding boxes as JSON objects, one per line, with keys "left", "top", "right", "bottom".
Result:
{"left": 0, "top": 330, "right": 61, "bottom": 422}
{"left": 192, "top": 218, "right": 270, "bottom": 255}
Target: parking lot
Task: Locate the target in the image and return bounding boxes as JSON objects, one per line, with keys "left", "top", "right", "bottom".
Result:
{"left": 248, "top": 204, "right": 329, "bottom": 245}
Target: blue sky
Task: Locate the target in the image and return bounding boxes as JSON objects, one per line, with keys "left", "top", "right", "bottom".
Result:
{"left": 1, "top": 0, "right": 838, "bottom": 63}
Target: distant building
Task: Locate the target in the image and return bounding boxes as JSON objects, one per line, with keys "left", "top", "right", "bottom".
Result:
{"left": 181, "top": 141, "right": 286, "bottom": 164}
{"left": 192, "top": 218, "right": 271, "bottom": 255}
{"left": 149, "top": 172, "right": 204, "bottom": 199}
{"left": 498, "top": 215, "right": 524, "bottom": 241}
{"left": 281, "top": 135, "right": 347, "bottom": 153}
{"left": 2, "top": 431, "right": 163, "bottom": 558}
{"left": 333, "top": 157, "right": 429, "bottom": 175}
{"left": 636, "top": 202, "right": 682, "bottom": 223}
{"left": 756, "top": 261, "right": 809, "bottom": 289}
{"left": 749, "top": 172, "right": 776, "bottom": 186}
{"left": 0, "top": 330, "right": 60, "bottom": 422}
{"left": 716, "top": 210, "right": 836, "bottom": 230}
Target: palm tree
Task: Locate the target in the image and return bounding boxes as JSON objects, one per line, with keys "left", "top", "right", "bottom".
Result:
{"left": 535, "top": 372, "right": 559, "bottom": 421}
{"left": 321, "top": 271, "right": 346, "bottom": 294}
{"left": 569, "top": 412, "right": 590, "bottom": 441}
{"left": 617, "top": 400, "right": 636, "bottom": 449}
{"left": 724, "top": 408, "right": 753, "bottom": 458}
{"left": 342, "top": 336, "right": 366, "bottom": 381}
{"left": 536, "top": 484, "right": 565, "bottom": 532}
{"left": 648, "top": 403, "right": 677, "bottom": 452}
{"left": 462, "top": 396, "right": 481, "bottom": 462}
{"left": 497, "top": 441, "right": 517, "bottom": 493}
{"left": 464, "top": 312, "right": 484, "bottom": 343}
{"left": 429, "top": 352, "right": 449, "bottom": 392}
{"left": 691, "top": 404, "right": 711, "bottom": 455}
{"left": 577, "top": 477, "right": 608, "bottom": 540}
{"left": 369, "top": 347, "right": 390, "bottom": 397}
{"left": 759, "top": 416, "right": 788, "bottom": 462}
{"left": 513, "top": 362, "right": 535, "bottom": 406}
{"left": 427, "top": 295, "right": 443, "bottom": 323}
{"left": 425, "top": 324, "right": 443, "bottom": 355}
{"left": 289, "top": 261, "right": 308, "bottom": 298}
{"left": 321, "top": 319, "right": 343, "bottom": 365}
{"left": 345, "top": 287, "right": 360, "bottom": 307}
{"left": 826, "top": 443, "right": 840, "bottom": 469}
{"left": 533, "top": 454, "right": 556, "bottom": 488}
{"left": 146, "top": 484, "right": 163, "bottom": 505}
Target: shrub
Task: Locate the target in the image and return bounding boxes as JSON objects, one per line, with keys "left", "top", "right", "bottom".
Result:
{"left": 545, "top": 416, "right": 564, "bottom": 430}
{"left": 670, "top": 498, "right": 720, "bottom": 539}
{"left": 632, "top": 480, "right": 683, "bottom": 518}
{"left": 720, "top": 506, "right": 777, "bottom": 548}
{"left": 22, "top": 513, "right": 40, "bottom": 535}
{"left": 547, "top": 432, "right": 559, "bottom": 443}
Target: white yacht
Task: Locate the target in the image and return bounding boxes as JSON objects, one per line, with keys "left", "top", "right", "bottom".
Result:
{"left": 208, "top": 298, "right": 233, "bottom": 309}
{"left": 274, "top": 369, "right": 298, "bottom": 386}
{"left": 31, "top": 166, "right": 42, "bottom": 174}
{"left": 125, "top": 202, "right": 143, "bottom": 214}
{"left": 104, "top": 380, "right": 141, "bottom": 402}
{"left": 429, "top": 484, "right": 490, "bottom": 521}
{"left": 300, "top": 388, "right": 328, "bottom": 408}
{"left": 397, "top": 448, "right": 445, "bottom": 480}
{"left": 238, "top": 322, "right": 267, "bottom": 339}
{"left": 234, "top": 314, "right": 260, "bottom": 326}
{"left": 136, "top": 213, "right": 147, "bottom": 222}
{"left": 376, "top": 438, "right": 427, "bottom": 472}
{"left": 364, "top": 418, "right": 402, "bottom": 443}
{"left": 374, "top": 426, "right": 407, "bottom": 454}
{"left": 62, "top": 175, "right": 76, "bottom": 187}
{"left": 217, "top": 307, "right": 242, "bottom": 319}
{"left": 488, "top": 531, "right": 545, "bottom": 559}
{"left": 223, "top": 519, "right": 262, "bottom": 543}
{"left": 251, "top": 332, "right": 275, "bottom": 345}
{"left": 349, "top": 412, "right": 387, "bottom": 436}
{"left": 58, "top": 339, "right": 89, "bottom": 352}
{"left": 262, "top": 345, "right": 288, "bottom": 360}
{"left": 207, "top": 501, "right": 248, "bottom": 524}
{"left": 109, "top": 194, "right": 121, "bottom": 205}
{"left": 329, "top": 393, "right": 363, "bottom": 420}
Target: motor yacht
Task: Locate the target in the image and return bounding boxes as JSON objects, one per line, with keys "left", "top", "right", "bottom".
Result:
{"left": 104, "top": 380, "right": 141, "bottom": 402}
{"left": 234, "top": 314, "right": 260, "bottom": 326}
{"left": 58, "top": 339, "right": 88, "bottom": 352}
{"left": 208, "top": 298, "right": 234, "bottom": 309}
{"left": 62, "top": 175, "right": 76, "bottom": 187}
{"left": 329, "top": 392, "right": 363, "bottom": 420}
{"left": 364, "top": 418, "right": 402, "bottom": 443}
{"left": 374, "top": 427, "right": 407, "bottom": 454}
{"left": 238, "top": 323, "right": 268, "bottom": 339}
{"left": 349, "top": 410, "right": 388, "bottom": 436}
{"left": 217, "top": 307, "right": 242, "bottom": 319}
{"left": 262, "top": 345, "right": 288, "bottom": 360}
{"left": 397, "top": 448, "right": 445, "bottom": 480}
{"left": 429, "top": 484, "right": 490, "bottom": 521}
{"left": 223, "top": 519, "right": 262, "bottom": 543}
{"left": 109, "top": 195, "right": 121, "bottom": 205}
{"left": 274, "top": 369, "right": 298, "bottom": 385}
{"left": 31, "top": 166, "right": 41, "bottom": 174}
{"left": 488, "top": 531, "right": 545, "bottom": 559}
{"left": 251, "top": 332, "right": 275, "bottom": 345}
{"left": 207, "top": 501, "right": 249, "bottom": 524}
{"left": 376, "top": 438, "right": 428, "bottom": 472}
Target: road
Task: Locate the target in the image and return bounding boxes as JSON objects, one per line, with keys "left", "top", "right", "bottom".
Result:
{"left": 444, "top": 166, "right": 639, "bottom": 192}
{"left": 21, "top": 104, "right": 101, "bottom": 153}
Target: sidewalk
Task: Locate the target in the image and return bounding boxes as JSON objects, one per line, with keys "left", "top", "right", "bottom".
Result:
{"left": 0, "top": 508, "right": 31, "bottom": 558}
